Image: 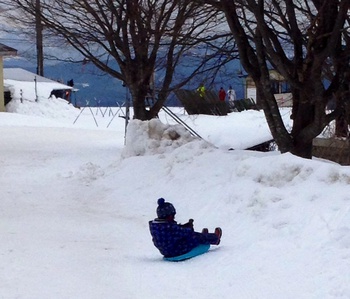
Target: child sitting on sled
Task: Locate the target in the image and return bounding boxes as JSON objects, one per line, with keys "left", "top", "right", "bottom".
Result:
{"left": 149, "top": 198, "right": 222, "bottom": 258}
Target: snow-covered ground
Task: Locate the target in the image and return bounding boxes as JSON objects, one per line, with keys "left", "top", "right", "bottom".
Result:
{"left": 2, "top": 94, "right": 350, "bottom": 299}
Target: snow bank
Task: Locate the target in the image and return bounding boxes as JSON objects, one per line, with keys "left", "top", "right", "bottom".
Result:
{"left": 5, "top": 80, "right": 79, "bottom": 124}
{"left": 6, "top": 97, "right": 78, "bottom": 123}
{"left": 3, "top": 90, "right": 350, "bottom": 298}
{"left": 122, "top": 118, "right": 213, "bottom": 157}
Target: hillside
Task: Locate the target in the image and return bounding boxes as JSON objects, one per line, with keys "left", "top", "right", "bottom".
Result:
{"left": 1, "top": 98, "right": 350, "bottom": 298}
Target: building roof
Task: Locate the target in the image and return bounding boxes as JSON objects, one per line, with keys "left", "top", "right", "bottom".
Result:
{"left": 0, "top": 43, "right": 17, "bottom": 56}
{"left": 4, "top": 68, "right": 72, "bottom": 90}
{"left": 4, "top": 68, "right": 73, "bottom": 98}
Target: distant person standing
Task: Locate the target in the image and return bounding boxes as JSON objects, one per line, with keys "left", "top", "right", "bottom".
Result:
{"left": 227, "top": 85, "right": 236, "bottom": 109}
{"left": 218, "top": 87, "right": 226, "bottom": 102}
{"left": 197, "top": 83, "right": 206, "bottom": 98}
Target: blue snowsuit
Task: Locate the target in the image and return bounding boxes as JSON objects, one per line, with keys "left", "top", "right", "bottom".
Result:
{"left": 149, "top": 219, "right": 217, "bottom": 258}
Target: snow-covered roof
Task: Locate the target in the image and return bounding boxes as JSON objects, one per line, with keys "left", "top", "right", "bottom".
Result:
{"left": 4, "top": 68, "right": 72, "bottom": 90}
{"left": 4, "top": 68, "right": 74, "bottom": 101}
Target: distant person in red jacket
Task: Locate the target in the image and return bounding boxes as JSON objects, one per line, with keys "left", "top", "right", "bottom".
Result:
{"left": 219, "top": 87, "right": 226, "bottom": 102}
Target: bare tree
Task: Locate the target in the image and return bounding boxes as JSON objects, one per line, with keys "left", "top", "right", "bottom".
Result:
{"left": 202, "top": 0, "right": 350, "bottom": 159}
{"left": 0, "top": 1, "right": 45, "bottom": 76}
{"left": 5, "top": 0, "right": 234, "bottom": 120}
{"left": 35, "top": 0, "right": 44, "bottom": 76}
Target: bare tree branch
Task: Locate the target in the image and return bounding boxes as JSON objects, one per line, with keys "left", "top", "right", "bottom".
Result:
{"left": 200, "top": 0, "right": 350, "bottom": 158}
{"left": 3, "top": 0, "right": 237, "bottom": 120}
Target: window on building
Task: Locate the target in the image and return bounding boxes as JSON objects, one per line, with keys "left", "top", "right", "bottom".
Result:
{"left": 280, "top": 81, "right": 291, "bottom": 93}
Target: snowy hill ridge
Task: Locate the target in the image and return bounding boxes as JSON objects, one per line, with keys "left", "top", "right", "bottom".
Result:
{"left": 2, "top": 96, "right": 350, "bottom": 298}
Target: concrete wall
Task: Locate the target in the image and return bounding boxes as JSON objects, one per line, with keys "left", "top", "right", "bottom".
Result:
{"left": 313, "top": 138, "right": 350, "bottom": 166}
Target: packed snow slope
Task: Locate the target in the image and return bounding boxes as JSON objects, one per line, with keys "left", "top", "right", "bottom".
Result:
{"left": 1, "top": 97, "right": 350, "bottom": 299}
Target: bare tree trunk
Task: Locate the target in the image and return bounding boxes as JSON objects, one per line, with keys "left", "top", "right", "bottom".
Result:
{"left": 291, "top": 102, "right": 315, "bottom": 159}
{"left": 35, "top": 0, "right": 44, "bottom": 76}
{"left": 203, "top": 0, "right": 350, "bottom": 159}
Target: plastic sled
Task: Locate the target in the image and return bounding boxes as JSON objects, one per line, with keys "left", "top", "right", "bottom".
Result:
{"left": 164, "top": 244, "right": 210, "bottom": 262}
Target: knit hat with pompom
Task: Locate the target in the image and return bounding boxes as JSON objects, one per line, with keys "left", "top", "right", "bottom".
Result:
{"left": 156, "top": 198, "right": 176, "bottom": 219}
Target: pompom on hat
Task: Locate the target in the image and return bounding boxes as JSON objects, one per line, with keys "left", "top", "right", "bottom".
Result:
{"left": 156, "top": 198, "right": 176, "bottom": 219}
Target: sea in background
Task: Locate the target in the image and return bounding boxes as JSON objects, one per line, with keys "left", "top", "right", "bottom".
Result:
{"left": 4, "top": 57, "right": 246, "bottom": 107}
